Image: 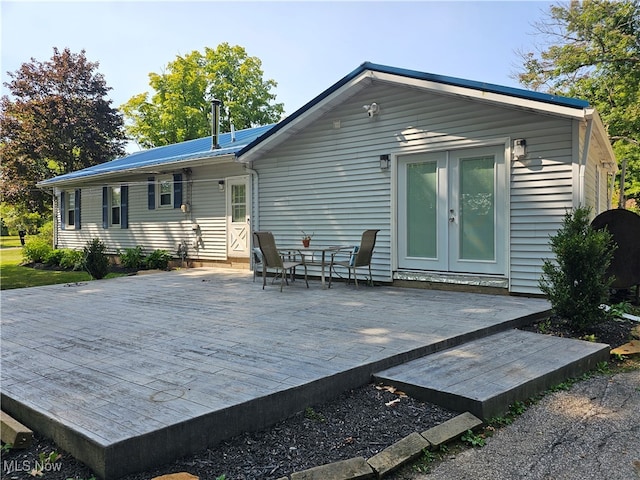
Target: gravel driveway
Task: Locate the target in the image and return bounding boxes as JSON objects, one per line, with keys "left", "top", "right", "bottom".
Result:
{"left": 410, "top": 368, "right": 640, "bottom": 480}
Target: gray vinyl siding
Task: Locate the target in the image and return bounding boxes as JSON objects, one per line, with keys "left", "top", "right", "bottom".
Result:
{"left": 254, "top": 82, "right": 578, "bottom": 294}
{"left": 55, "top": 161, "right": 246, "bottom": 261}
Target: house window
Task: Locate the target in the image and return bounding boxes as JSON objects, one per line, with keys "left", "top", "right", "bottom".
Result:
{"left": 61, "top": 189, "right": 81, "bottom": 230}
{"left": 67, "top": 192, "right": 76, "bottom": 227}
{"left": 111, "top": 186, "right": 121, "bottom": 225}
{"left": 103, "top": 185, "right": 128, "bottom": 229}
{"left": 147, "top": 174, "right": 182, "bottom": 210}
{"left": 159, "top": 177, "right": 173, "bottom": 207}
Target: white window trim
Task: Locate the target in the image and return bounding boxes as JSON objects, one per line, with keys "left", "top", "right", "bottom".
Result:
{"left": 66, "top": 191, "right": 77, "bottom": 230}
{"left": 157, "top": 175, "right": 173, "bottom": 208}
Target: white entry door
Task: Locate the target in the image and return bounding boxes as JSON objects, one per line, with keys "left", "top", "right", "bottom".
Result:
{"left": 226, "top": 176, "right": 250, "bottom": 257}
{"left": 398, "top": 146, "right": 506, "bottom": 275}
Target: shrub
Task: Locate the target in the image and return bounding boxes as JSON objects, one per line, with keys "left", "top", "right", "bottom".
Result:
{"left": 539, "top": 207, "right": 615, "bottom": 330}
{"left": 144, "top": 249, "right": 171, "bottom": 270}
{"left": 60, "top": 249, "right": 84, "bottom": 271}
{"left": 120, "top": 245, "right": 145, "bottom": 269}
{"left": 83, "top": 238, "right": 110, "bottom": 279}
{"left": 22, "top": 238, "right": 53, "bottom": 263}
{"left": 44, "top": 248, "right": 66, "bottom": 266}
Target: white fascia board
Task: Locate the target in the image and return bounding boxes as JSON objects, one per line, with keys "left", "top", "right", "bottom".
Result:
{"left": 238, "top": 72, "right": 372, "bottom": 164}
{"left": 37, "top": 153, "right": 236, "bottom": 189}
{"left": 370, "top": 71, "right": 589, "bottom": 120}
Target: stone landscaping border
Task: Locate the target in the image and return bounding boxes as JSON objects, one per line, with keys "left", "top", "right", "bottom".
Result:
{"left": 284, "top": 412, "right": 482, "bottom": 480}
{"left": 154, "top": 412, "right": 482, "bottom": 480}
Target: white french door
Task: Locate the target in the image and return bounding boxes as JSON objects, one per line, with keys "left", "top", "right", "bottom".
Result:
{"left": 226, "top": 176, "right": 250, "bottom": 257}
{"left": 398, "top": 146, "right": 506, "bottom": 275}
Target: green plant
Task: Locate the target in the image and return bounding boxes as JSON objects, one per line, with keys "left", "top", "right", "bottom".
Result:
{"left": 83, "top": 238, "right": 109, "bottom": 279}
{"left": 509, "top": 400, "right": 526, "bottom": 416}
{"left": 537, "top": 318, "right": 552, "bottom": 334}
{"left": 461, "top": 429, "right": 485, "bottom": 447}
{"left": 44, "top": 248, "right": 66, "bottom": 266}
{"left": 215, "top": 476, "right": 226, "bottom": 480}
{"left": 412, "top": 448, "right": 436, "bottom": 473}
{"left": 580, "top": 333, "right": 597, "bottom": 342}
{"left": 144, "top": 249, "right": 171, "bottom": 270}
{"left": 22, "top": 237, "right": 53, "bottom": 263}
{"left": 304, "top": 407, "right": 325, "bottom": 423}
{"left": 539, "top": 207, "right": 616, "bottom": 330}
{"left": 1, "top": 442, "right": 12, "bottom": 453}
{"left": 120, "top": 245, "right": 145, "bottom": 269}
{"left": 60, "top": 250, "right": 84, "bottom": 271}
{"left": 596, "top": 361, "right": 611, "bottom": 375}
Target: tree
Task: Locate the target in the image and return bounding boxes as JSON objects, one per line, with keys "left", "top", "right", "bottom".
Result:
{"left": 121, "top": 43, "right": 284, "bottom": 148}
{"left": 539, "top": 207, "right": 615, "bottom": 330}
{"left": 516, "top": 0, "right": 640, "bottom": 204}
{"left": 0, "top": 47, "right": 126, "bottom": 214}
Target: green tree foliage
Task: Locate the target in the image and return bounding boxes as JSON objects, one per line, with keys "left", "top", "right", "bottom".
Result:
{"left": 121, "top": 43, "right": 284, "bottom": 148}
{"left": 0, "top": 48, "right": 126, "bottom": 214}
{"left": 516, "top": 0, "right": 640, "bottom": 202}
{"left": 539, "top": 207, "right": 615, "bottom": 330}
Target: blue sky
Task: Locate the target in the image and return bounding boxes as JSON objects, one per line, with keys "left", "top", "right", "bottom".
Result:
{"left": 2, "top": 1, "right": 552, "bottom": 137}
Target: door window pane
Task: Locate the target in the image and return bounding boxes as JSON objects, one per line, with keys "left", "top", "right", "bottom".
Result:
{"left": 231, "top": 184, "right": 246, "bottom": 222}
{"left": 406, "top": 162, "right": 437, "bottom": 258}
{"left": 459, "top": 156, "right": 495, "bottom": 261}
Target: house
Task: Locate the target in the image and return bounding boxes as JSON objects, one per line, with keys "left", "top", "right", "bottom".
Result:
{"left": 38, "top": 62, "right": 616, "bottom": 294}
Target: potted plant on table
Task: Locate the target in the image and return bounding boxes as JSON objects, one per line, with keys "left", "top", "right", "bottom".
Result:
{"left": 301, "top": 231, "right": 314, "bottom": 248}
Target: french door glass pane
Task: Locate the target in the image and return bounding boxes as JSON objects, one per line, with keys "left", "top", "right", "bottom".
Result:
{"left": 406, "top": 162, "right": 437, "bottom": 258}
{"left": 459, "top": 156, "right": 495, "bottom": 261}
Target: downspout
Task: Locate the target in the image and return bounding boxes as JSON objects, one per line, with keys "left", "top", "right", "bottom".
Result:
{"left": 245, "top": 163, "right": 259, "bottom": 273}
{"left": 578, "top": 111, "right": 594, "bottom": 207}
{"left": 245, "top": 163, "right": 259, "bottom": 232}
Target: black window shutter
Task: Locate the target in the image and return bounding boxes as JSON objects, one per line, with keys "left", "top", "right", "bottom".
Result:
{"left": 60, "top": 192, "right": 66, "bottom": 230}
{"left": 102, "top": 187, "right": 108, "bottom": 229}
{"left": 173, "top": 173, "right": 183, "bottom": 209}
{"left": 75, "top": 189, "right": 81, "bottom": 229}
{"left": 121, "top": 185, "right": 129, "bottom": 229}
{"left": 148, "top": 177, "right": 155, "bottom": 210}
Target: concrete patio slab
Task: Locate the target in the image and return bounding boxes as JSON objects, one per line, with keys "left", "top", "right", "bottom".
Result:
{"left": 1, "top": 268, "right": 550, "bottom": 479}
{"left": 374, "top": 329, "right": 610, "bottom": 420}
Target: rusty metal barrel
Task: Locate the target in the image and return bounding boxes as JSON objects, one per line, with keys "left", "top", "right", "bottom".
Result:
{"left": 591, "top": 209, "right": 640, "bottom": 289}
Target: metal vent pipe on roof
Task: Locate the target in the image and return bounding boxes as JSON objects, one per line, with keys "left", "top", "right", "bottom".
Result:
{"left": 211, "top": 99, "right": 221, "bottom": 150}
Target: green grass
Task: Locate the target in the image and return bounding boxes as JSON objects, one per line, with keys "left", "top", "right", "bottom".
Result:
{"left": 0, "top": 246, "right": 122, "bottom": 290}
{"left": 1, "top": 236, "right": 22, "bottom": 248}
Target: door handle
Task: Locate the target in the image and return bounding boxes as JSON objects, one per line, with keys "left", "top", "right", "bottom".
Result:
{"left": 449, "top": 209, "right": 455, "bottom": 223}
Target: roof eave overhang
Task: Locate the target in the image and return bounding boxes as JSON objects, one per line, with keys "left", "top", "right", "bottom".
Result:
{"left": 237, "top": 67, "right": 591, "bottom": 164}
{"left": 37, "top": 152, "right": 237, "bottom": 189}
{"left": 584, "top": 108, "right": 617, "bottom": 173}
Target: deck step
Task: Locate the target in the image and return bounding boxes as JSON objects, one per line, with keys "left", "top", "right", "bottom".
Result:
{"left": 373, "top": 329, "right": 610, "bottom": 420}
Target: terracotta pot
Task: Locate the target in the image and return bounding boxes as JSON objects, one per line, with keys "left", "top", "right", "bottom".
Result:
{"left": 302, "top": 239, "right": 310, "bottom": 248}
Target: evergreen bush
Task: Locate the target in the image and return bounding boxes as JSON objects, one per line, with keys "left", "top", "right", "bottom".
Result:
{"left": 83, "top": 238, "right": 110, "bottom": 279}
{"left": 539, "top": 207, "right": 615, "bottom": 330}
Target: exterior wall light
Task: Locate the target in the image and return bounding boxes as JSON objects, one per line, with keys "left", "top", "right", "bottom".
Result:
{"left": 218, "top": 180, "right": 225, "bottom": 191}
{"left": 513, "top": 139, "right": 527, "bottom": 160}
{"left": 379, "top": 154, "right": 390, "bottom": 170}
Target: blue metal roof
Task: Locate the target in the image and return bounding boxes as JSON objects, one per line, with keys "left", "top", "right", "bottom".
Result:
{"left": 39, "top": 124, "right": 274, "bottom": 186}
{"left": 237, "top": 62, "right": 590, "bottom": 158}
